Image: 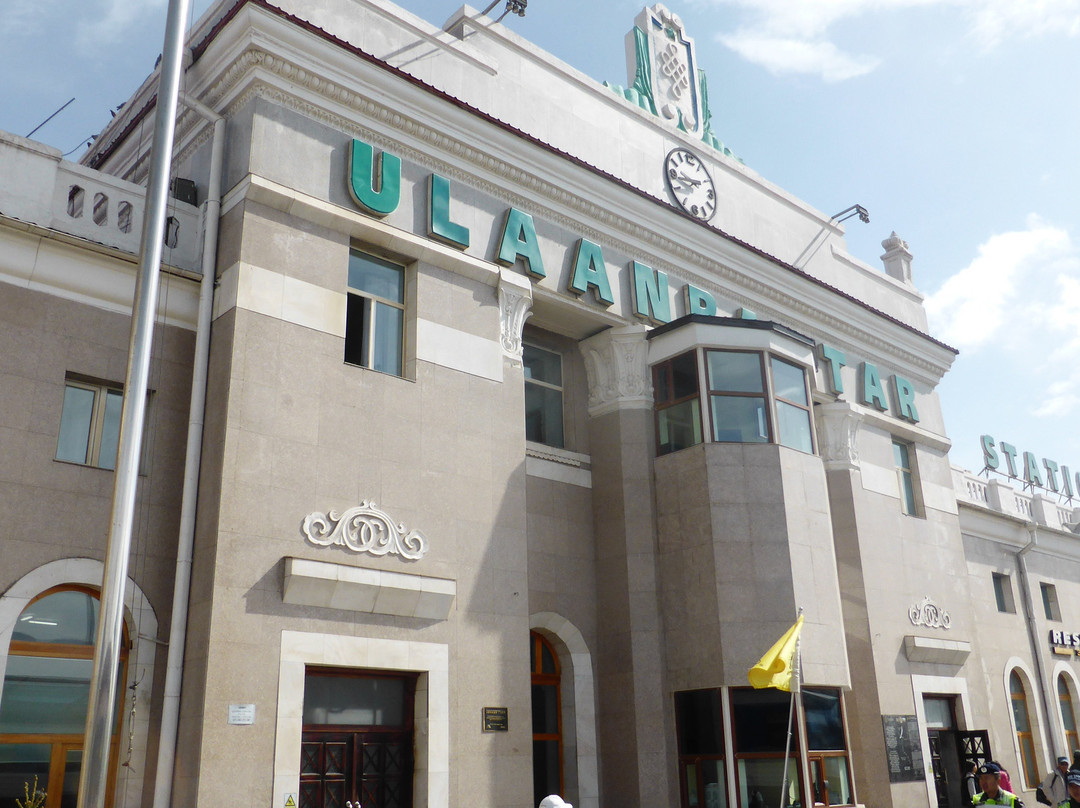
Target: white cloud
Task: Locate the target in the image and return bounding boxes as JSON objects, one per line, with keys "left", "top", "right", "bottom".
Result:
{"left": 75, "top": 0, "right": 167, "bottom": 54}
{"left": 718, "top": 33, "right": 879, "bottom": 81}
{"left": 925, "top": 215, "right": 1074, "bottom": 351}
{"left": 706, "top": 0, "right": 1080, "bottom": 78}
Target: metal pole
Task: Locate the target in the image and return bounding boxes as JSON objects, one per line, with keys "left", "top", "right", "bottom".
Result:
{"left": 76, "top": 0, "right": 191, "bottom": 804}
{"left": 779, "top": 609, "right": 804, "bottom": 808}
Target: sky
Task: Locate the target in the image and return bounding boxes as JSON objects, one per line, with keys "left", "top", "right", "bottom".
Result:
{"left": 3, "top": 0, "right": 1080, "bottom": 485}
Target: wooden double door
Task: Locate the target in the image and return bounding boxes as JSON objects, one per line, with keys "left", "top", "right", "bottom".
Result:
{"left": 300, "top": 729, "right": 413, "bottom": 808}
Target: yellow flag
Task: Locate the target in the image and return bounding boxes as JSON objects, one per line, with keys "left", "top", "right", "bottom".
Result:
{"left": 748, "top": 615, "right": 804, "bottom": 691}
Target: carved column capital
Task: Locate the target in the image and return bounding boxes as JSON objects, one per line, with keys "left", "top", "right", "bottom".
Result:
{"left": 817, "top": 401, "right": 863, "bottom": 471}
{"left": 578, "top": 324, "right": 652, "bottom": 416}
{"left": 498, "top": 269, "right": 533, "bottom": 366}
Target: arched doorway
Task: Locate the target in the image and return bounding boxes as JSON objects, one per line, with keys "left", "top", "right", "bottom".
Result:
{"left": 531, "top": 631, "right": 563, "bottom": 806}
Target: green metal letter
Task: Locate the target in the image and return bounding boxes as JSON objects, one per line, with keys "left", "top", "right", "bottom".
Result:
{"left": 427, "top": 174, "right": 470, "bottom": 250}
{"left": 495, "top": 208, "right": 545, "bottom": 279}
{"left": 859, "top": 363, "right": 888, "bottom": 411}
{"left": 348, "top": 138, "right": 400, "bottom": 217}
{"left": 1023, "top": 452, "right": 1043, "bottom": 487}
{"left": 683, "top": 285, "right": 717, "bottom": 316}
{"left": 631, "top": 262, "right": 670, "bottom": 324}
{"left": 818, "top": 344, "right": 846, "bottom": 395}
{"left": 981, "top": 435, "right": 999, "bottom": 471}
{"left": 567, "top": 239, "right": 614, "bottom": 306}
{"left": 892, "top": 375, "right": 920, "bottom": 423}
{"left": 1062, "top": 466, "right": 1074, "bottom": 498}
{"left": 1043, "top": 458, "right": 1060, "bottom": 492}
{"left": 1000, "top": 443, "right": 1019, "bottom": 477}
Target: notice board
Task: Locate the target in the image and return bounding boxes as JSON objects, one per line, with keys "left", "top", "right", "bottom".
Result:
{"left": 882, "top": 714, "right": 925, "bottom": 783}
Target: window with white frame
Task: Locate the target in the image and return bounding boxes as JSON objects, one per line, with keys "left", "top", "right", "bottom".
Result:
{"left": 56, "top": 379, "right": 124, "bottom": 470}
{"left": 345, "top": 249, "right": 406, "bottom": 377}
{"left": 523, "top": 344, "right": 564, "bottom": 448}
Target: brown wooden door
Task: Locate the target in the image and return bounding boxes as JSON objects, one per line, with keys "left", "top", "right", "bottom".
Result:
{"left": 300, "top": 730, "right": 413, "bottom": 808}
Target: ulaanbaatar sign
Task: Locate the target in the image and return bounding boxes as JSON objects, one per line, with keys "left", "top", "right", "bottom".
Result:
{"left": 981, "top": 435, "right": 1078, "bottom": 498}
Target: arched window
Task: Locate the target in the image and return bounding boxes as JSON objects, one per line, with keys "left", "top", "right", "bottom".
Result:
{"left": 1059, "top": 676, "right": 1079, "bottom": 755}
{"left": 1010, "top": 670, "right": 1038, "bottom": 788}
{"left": 0, "top": 586, "right": 128, "bottom": 808}
{"left": 531, "top": 631, "right": 563, "bottom": 806}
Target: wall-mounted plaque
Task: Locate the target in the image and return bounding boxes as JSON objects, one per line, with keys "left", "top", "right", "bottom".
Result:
{"left": 482, "top": 707, "right": 509, "bottom": 732}
{"left": 882, "top": 714, "right": 924, "bottom": 783}
{"left": 228, "top": 703, "right": 256, "bottom": 725}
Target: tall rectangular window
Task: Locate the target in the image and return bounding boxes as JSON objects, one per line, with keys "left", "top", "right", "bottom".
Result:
{"left": 993, "top": 573, "right": 1016, "bottom": 614}
{"left": 706, "top": 350, "right": 769, "bottom": 444}
{"left": 345, "top": 249, "right": 405, "bottom": 377}
{"left": 56, "top": 380, "right": 125, "bottom": 470}
{"left": 731, "top": 688, "right": 803, "bottom": 808}
{"left": 654, "top": 351, "right": 702, "bottom": 456}
{"left": 1041, "top": 583, "right": 1061, "bottom": 621}
{"left": 892, "top": 440, "right": 919, "bottom": 516}
{"left": 675, "top": 689, "right": 725, "bottom": 808}
{"left": 523, "top": 344, "right": 564, "bottom": 448}
{"left": 770, "top": 357, "right": 813, "bottom": 453}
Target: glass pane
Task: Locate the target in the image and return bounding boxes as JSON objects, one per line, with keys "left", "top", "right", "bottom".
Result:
{"left": 994, "top": 575, "right": 1008, "bottom": 613}
{"left": 532, "top": 739, "right": 560, "bottom": 806}
{"left": 655, "top": 364, "right": 673, "bottom": 404}
{"left": 56, "top": 385, "right": 95, "bottom": 463}
{"left": 657, "top": 399, "right": 702, "bottom": 455}
{"left": 671, "top": 352, "right": 699, "bottom": 399}
{"left": 61, "top": 749, "right": 82, "bottom": 808}
{"left": 685, "top": 762, "right": 699, "bottom": 808}
{"left": 803, "top": 688, "right": 845, "bottom": 750}
{"left": 711, "top": 396, "right": 768, "bottom": 443}
{"left": 675, "top": 690, "right": 724, "bottom": 755}
{"left": 1060, "top": 678, "right": 1078, "bottom": 733}
{"left": 344, "top": 293, "right": 369, "bottom": 366}
{"left": 923, "top": 697, "right": 954, "bottom": 729}
{"left": 539, "top": 643, "right": 556, "bottom": 675}
{"left": 97, "top": 389, "right": 123, "bottom": 470}
{"left": 525, "top": 384, "right": 564, "bottom": 447}
{"left": 707, "top": 352, "right": 763, "bottom": 394}
{"left": 0, "top": 656, "right": 93, "bottom": 734}
{"left": 824, "top": 756, "right": 853, "bottom": 805}
{"left": 770, "top": 358, "right": 807, "bottom": 406}
{"left": 899, "top": 469, "right": 917, "bottom": 515}
{"left": 532, "top": 683, "right": 558, "bottom": 734}
{"left": 372, "top": 302, "right": 403, "bottom": 376}
{"left": 13, "top": 590, "right": 98, "bottom": 644}
{"left": 1012, "top": 695, "right": 1031, "bottom": 733}
{"left": 702, "top": 759, "right": 726, "bottom": 808}
{"left": 732, "top": 689, "right": 793, "bottom": 753}
{"left": 348, "top": 251, "right": 403, "bottom": 303}
{"left": 302, "top": 675, "right": 405, "bottom": 727}
{"left": 523, "top": 345, "right": 562, "bottom": 387}
{"left": 0, "top": 743, "right": 50, "bottom": 808}
{"left": 738, "top": 757, "right": 801, "bottom": 808}
{"left": 776, "top": 401, "right": 813, "bottom": 454}
{"left": 892, "top": 441, "right": 910, "bottom": 471}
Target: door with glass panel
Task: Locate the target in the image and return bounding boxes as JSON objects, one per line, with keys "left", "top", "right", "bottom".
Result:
{"left": 300, "top": 669, "right": 416, "bottom": 808}
{"left": 0, "top": 586, "right": 126, "bottom": 808}
{"left": 530, "top": 632, "right": 563, "bottom": 806}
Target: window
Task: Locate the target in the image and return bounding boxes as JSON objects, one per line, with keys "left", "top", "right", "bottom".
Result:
{"left": 1042, "top": 583, "right": 1061, "bottom": 621}
{"left": 654, "top": 351, "right": 703, "bottom": 456}
{"left": 892, "top": 440, "right": 919, "bottom": 516}
{"left": 1059, "top": 676, "right": 1079, "bottom": 755}
{"left": 702, "top": 349, "right": 814, "bottom": 453}
{"left": 524, "top": 345, "right": 564, "bottom": 448}
{"left": 56, "top": 379, "right": 124, "bottom": 469}
{"left": 1010, "top": 671, "right": 1039, "bottom": 788}
{"left": 300, "top": 668, "right": 416, "bottom": 808}
{"left": 345, "top": 249, "right": 405, "bottom": 376}
{"left": 804, "top": 688, "right": 853, "bottom": 807}
{"left": 675, "top": 689, "right": 726, "bottom": 808}
{"left": 0, "top": 586, "right": 127, "bottom": 808}
{"left": 530, "top": 632, "right": 563, "bottom": 806}
{"left": 731, "top": 688, "right": 803, "bottom": 808}
{"left": 993, "top": 573, "right": 1016, "bottom": 614}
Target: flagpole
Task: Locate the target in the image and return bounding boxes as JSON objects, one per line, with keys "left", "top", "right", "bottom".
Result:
{"left": 778, "top": 608, "right": 804, "bottom": 808}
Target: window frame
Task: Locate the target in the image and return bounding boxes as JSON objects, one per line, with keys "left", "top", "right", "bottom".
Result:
{"left": 993, "top": 572, "right": 1016, "bottom": 614}
{"left": 344, "top": 248, "right": 409, "bottom": 378}
{"left": 0, "top": 585, "right": 129, "bottom": 808}
{"left": 705, "top": 348, "right": 772, "bottom": 445}
{"left": 530, "top": 631, "right": 564, "bottom": 805}
{"left": 523, "top": 343, "right": 566, "bottom": 449}
{"left": 1041, "top": 582, "right": 1061, "bottom": 621}
{"left": 674, "top": 688, "right": 726, "bottom": 808}
{"left": 1009, "top": 670, "right": 1039, "bottom": 789}
{"left": 1058, "top": 675, "right": 1079, "bottom": 755}
{"left": 653, "top": 350, "right": 704, "bottom": 457}
{"left": 892, "top": 439, "right": 921, "bottom": 517}
{"left": 55, "top": 379, "right": 125, "bottom": 470}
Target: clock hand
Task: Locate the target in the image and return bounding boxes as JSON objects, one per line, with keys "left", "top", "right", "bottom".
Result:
{"left": 676, "top": 172, "right": 702, "bottom": 187}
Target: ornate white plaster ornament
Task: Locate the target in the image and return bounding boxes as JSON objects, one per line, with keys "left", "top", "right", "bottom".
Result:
{"left": 302, "top": 502, "right": 428, "bottom": 560}
{"left": 579, "top": 325, "right": 652, "bottom": 416}
{"left": 909, "top": 596, "right": 951, "bottom": 629}
{"left": 817, "top": 402, "right": 862, "bottom": 471}
{"left": 498, "top": 270, "right": 533, "bottom": 365}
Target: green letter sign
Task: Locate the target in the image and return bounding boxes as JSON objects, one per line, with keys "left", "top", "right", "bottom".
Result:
{"left": 567, "top": 239, "right": 614, "bottom": 306}
{"left": 348, "top": 139, "right": 400, "bottom": 216}
{"left": 495, "top": 208, "right": 545, "bottom": 279}
{"left": 631, "top": 262, "right": 670, "bottom": 324}
{"left": 427, "top": 174, "right": 469, "bottom": 249}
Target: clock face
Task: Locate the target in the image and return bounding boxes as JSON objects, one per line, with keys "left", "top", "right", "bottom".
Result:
{"left": 664, "top": 148, "right": 716, "bottom": 222}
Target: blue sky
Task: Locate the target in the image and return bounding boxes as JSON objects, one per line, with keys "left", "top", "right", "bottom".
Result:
{"left": 4, "top": 0, "right": 1080, "bottom": 484}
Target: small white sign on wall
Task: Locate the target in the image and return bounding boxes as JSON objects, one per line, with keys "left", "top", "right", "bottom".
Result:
{"left": 227, "top": 703, "right": 255, "bottom": 725}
